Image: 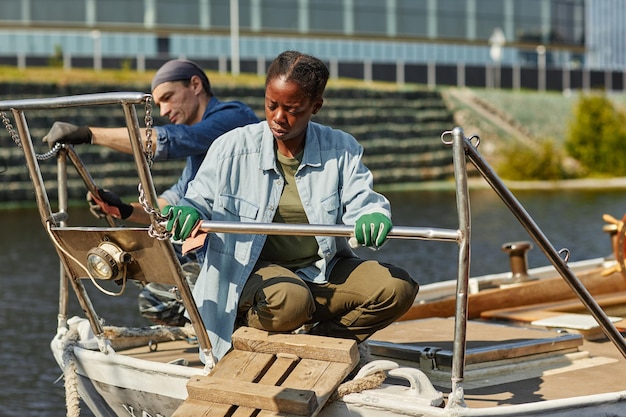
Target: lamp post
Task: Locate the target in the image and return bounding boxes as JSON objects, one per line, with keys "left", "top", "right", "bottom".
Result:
{"left": 90, "top": 30, "right": 102, "bottom": 72}
{"left": 489, "top": 27, "right": 505, "bottom": 89}
{"left": 536, "top": 45, "right": 546, "bottom": 91}
{"left": 230, "top": 0, "right": 240, "bottom": 76}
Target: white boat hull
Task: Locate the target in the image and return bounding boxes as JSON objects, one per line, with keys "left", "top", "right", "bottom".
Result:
{"left": 51, "top": 333, "right": 203, "bottom": 417}
{"left": 50, "top": 320, "right": 626, "bottom": 417}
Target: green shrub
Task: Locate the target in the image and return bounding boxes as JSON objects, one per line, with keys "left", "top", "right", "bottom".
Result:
{"left": 566, "top": 93, "right": 626, "bottom": 175}
{"left": 497, "top": 139, "right": 570, "bottom": 180}
{"left": 48, "top": 45, "right": 63, "bottom": 68}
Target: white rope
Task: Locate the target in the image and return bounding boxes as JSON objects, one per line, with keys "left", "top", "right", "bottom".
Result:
{"left": 60, "top": 327, "right": 82, "bottom": 417}
{"left": 103, "top": 323, "right": 196, "bottom": 340}
{"left": 331, "top": 370, "right": 386, "bottom": 401}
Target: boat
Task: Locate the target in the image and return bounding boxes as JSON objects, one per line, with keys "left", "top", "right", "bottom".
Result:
{"left": 2, "top": 91, "right": 626, "bottom": 417}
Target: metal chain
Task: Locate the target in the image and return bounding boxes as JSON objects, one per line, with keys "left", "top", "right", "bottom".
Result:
{"left": 138, "top": 183, "right": 171, "bottom": 240}
{"left": 139, "top": 95, "right": 171, "bottom": 239}
{"left": 1, "top": 111, "right": 20, "bottom": 146}
{"left": 144, "top": 95, "right": 154, "bottom": 167}
{"left": 1, "top": 110, "right": 60, "bottom": 160}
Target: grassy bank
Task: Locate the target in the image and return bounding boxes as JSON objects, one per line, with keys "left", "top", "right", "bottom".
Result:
{"left": 0, "top": 65, "right": 417, "bottom": 92}
{"left": 0, "top": 65, "right": 609, "bottom": 143}
{"left": 5, "top": 65, "right": 626, "bottom": 184}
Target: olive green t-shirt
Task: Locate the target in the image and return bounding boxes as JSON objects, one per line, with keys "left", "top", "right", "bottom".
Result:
{"left": 259, "top": 150, "right": 321, "bottom": 269}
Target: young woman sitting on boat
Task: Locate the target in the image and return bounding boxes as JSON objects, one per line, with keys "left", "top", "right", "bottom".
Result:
{"left": 162, "top": 50, "right": 419, "bottom": 361}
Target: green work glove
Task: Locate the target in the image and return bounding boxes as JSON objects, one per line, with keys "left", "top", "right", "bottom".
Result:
{"left": 162, "top": 205, "right": 201, "bottom": 241}
{"left": 354, "top": 212, "right": 392, "bottom": 248}
{"left": 43, "top": 121, "right": 92, "bottom": 148}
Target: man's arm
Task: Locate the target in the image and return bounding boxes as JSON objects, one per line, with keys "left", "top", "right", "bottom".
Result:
{"left": 90, "top": 127, "right": 149, "bottom": 154}
{"left": 43, "top": 122, "right": 150, "bottom": 155}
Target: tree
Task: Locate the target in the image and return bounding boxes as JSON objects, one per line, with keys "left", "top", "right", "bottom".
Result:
{"left": 566, "top": 93, "right": 626, "bottom": 176}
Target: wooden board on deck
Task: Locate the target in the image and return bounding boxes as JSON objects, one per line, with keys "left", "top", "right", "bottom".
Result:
{"left": 171, "top": 327, "right": 358, "bottom": 417}
{"left": 400, "top": 267, "right": 626, "bottom": 321}
{"left": 480, "top": 292, "right": 626, "bottom": 338}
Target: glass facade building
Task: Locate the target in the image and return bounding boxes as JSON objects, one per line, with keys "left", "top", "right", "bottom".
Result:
{"left": 0, "top": 0, "right": 619, "bottom": 71}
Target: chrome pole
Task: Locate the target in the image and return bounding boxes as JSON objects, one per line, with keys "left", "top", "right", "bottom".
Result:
{"left": 449, "top": 127, "right": 471, "bottom": 396}
{"left": 466, "top": 136, "right": 626, "bottom": 360}
{"left": 198, "top": 222, "right": 461, "bottom": 242}
{"left": 57, "top": 148, "right": 69, "bottom": 331}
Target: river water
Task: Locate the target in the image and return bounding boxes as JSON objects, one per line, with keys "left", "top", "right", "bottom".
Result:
{"left": 2, "top": 187, "right": 626, "bottom": 416}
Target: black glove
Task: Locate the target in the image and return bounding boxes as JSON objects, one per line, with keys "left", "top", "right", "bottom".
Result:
{"left": 87, "top": 188, "right": 133, "bottom": 220}
{"left": 43, "top": 122, "right": 92, "bottom": 148}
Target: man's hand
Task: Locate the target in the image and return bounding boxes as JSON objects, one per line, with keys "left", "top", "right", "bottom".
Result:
{"left": 87, "top": 188, "right": 133, "bottom": 220}
{"left": 43, "top": 122, "right": 92, "bottom": 148}
{"left": 354, "top": 213, "right": 392, "bottom": 248}
{"left": 162, "top": 205, "right": 201, "bottom": 241}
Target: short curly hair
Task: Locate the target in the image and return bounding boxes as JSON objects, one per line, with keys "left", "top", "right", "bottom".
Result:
{"left": 266, "top": 51, "right": 329, "bottom": 100}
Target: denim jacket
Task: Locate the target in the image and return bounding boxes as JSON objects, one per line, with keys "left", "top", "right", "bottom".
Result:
{"left": 179, "top": 121, "right": 391, "bottom": 359}
{"left": 155, "top": 96, "right": 259, "bottom": 205}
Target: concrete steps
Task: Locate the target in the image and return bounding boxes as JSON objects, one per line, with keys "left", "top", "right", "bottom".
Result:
{"left": 0, "top": 84, "right": 454, "bottom": 203}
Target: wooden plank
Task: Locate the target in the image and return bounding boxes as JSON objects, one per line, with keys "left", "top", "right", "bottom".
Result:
{"left": 175, "top": 350, "right": 276, "bottom": 417}
{"left": 373, "top": 317, "right": 575, "bottom": 343}
{"left": 400, "top": 268, "right": 626, "bottom": 321}
{"left": 481, "top": 308, "right": 564, "bottom": 323}
{"left": 231, "top": 327, "right": 358, "bottom": 365}
{"left": 185, "top": 376, "right": 317, "bottom": 415}
{"left": 283, "top": 359, "right": 352, "bottom": 415}
{"left": 481, "top": 292, "right": 626, "bottom": 321}
{"left": 231, "top": 354, "right": 301, "bottom": 417}
{"left": 209, "top": 349, "right": 275, "bottom": 380}
{"left": 175, "top": 330, "right": 355, "bottom": 417}
{"left": 171, "top": 398, "right": 233, "bottom": 417}
{"left": 282, "top": 359, "right": 328, "bottom": 390}
{"left": 480, "top": 292, "right": 626, "bottom": 334}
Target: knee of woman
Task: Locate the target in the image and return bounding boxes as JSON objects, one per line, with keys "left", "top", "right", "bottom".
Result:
{"left": 267, "top": 285, "right": 315, "bottom": 331}
{"left": 387, "top": 270, "right": 419, "bottom": 310}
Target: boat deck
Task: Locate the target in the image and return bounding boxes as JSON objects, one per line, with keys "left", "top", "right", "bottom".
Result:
{"left": 462, "top": 337, "right": 625, "bottom": 408}
{"left": 369, "top": 317, "right": 626, "bottom": 407}
{"left": 118, "top": 314, "right": 626, "bottom": 411}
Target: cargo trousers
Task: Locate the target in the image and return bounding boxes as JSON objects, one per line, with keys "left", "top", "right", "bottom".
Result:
{"left": 237, "top": 258, "right": 419, "bottom": 343}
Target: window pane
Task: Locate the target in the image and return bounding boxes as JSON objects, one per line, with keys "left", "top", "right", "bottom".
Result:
{"left": 476, "top": 0, "right": 505, "bottom": 40}
{"left": 551, "top": 0, "right": 585, "bottom": 45}
{"left": 437, "top": 0, "right": 466, "bottom": 39}
{"left": 262, "top": 0, "right": 298, "bottom": 31}
{"left": 310, "top": 0, "right": 343, "bottom": 33}
{"left": 354, "top": 0, "right": 386, "bottom": 35}
{"left": 397, "top": 0, "right": 428, "bottom": 37}
{"left": 514, "top": 0, "right": 544, "bottom": 43}
{"left": 156, "top": 0, "right": 199, "bottom": 26}
{"left": 210, "top": 0, "right": 230, "bottom": 29}
{"left": 97, "top": 0, "right": 143, "bottom": 24}
{"left": 0, "top": 0, "right": 23, "bottom": 20}
{"left": 32, "top": 0, "right": 85, "bottom": 22}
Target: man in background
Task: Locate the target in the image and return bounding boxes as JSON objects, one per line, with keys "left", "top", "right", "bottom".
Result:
{"left": 43, "top": 59, "right": 260, "bottom": 325}
{"left": 44, "top": 59, "right": 259, "bottom": 223}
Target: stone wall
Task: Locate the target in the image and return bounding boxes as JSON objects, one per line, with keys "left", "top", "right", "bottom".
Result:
{"left": 0, "top": 83, "right": 455, "bottom": 203}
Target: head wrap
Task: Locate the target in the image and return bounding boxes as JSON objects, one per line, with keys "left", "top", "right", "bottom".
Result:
{"left": 151, "top": 59, "right": 211, "bottom": 93}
